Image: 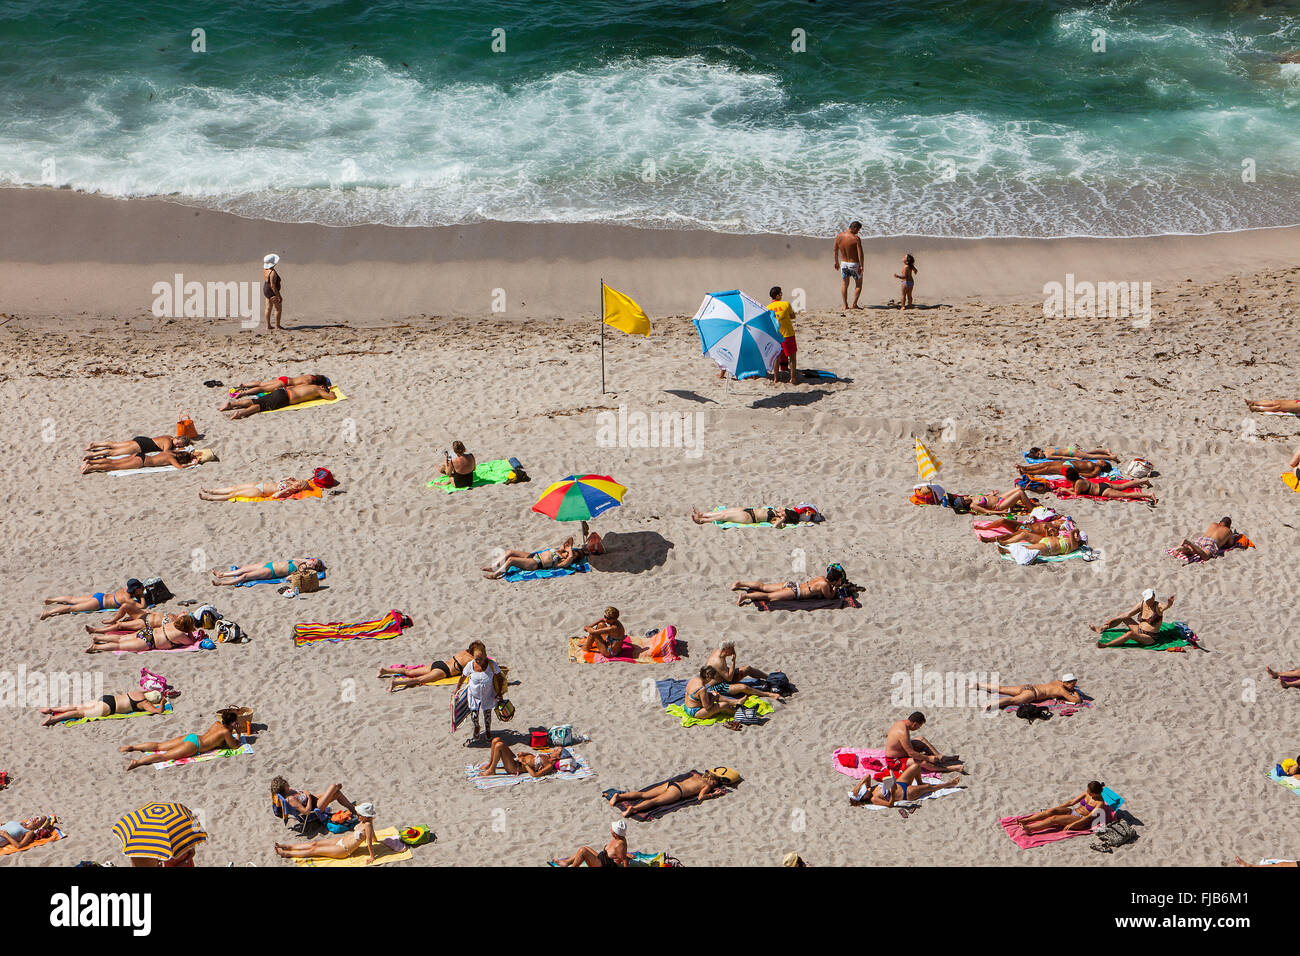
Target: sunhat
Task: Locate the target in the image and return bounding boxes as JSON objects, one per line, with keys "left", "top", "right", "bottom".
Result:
{"left": 263, "top": 253, "right": 280, "bottom": 268}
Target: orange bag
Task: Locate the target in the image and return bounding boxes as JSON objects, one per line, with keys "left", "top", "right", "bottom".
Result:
{"left": 176, "top": 412, "right": 198, "bottom": 439}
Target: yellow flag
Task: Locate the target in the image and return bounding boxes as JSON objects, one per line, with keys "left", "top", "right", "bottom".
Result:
{"left": 915, "top": 438, "right": 941, "bottom": 480}
{"left": 603, "top": 283, "right": 650, "bottom": 336}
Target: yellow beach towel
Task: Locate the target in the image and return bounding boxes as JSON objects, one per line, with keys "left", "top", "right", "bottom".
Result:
{"left": 292, "top": 827, "right": 413, "bottom": 867}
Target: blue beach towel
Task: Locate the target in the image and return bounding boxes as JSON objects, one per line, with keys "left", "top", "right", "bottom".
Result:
{"left": 655, "top": 678, "right": 690, "bottom": 707}
{"left": 230, "top": 565, "right": 327, "bottom": 588}
{"left": 502, "top": 561, "right": 590, "bottom": 583}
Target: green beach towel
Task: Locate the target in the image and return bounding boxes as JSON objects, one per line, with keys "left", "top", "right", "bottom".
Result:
{"left": 1097, "top": 621, "right": 1194, "bottom": 650}
{"left": 428, "top": 458, "right": 516, "bottom": 493}
{"left": 665, "top": 695, "right": 773, "bottom": 727}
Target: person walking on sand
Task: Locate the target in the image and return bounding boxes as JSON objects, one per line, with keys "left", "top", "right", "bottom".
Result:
{"left": 263, "top": 253, "right": 283, "bottom": 330}
{"left": 767, "top": 286, "right": 798, "bottom": 384}
{"left": 833, "top": 221, "right": 864, "bottom": 309}
{"left": 893, "top": 254, "right": 917, "bottom": 310}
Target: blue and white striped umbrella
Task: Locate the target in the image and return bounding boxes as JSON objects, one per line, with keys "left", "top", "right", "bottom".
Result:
{"left": 691, "top": 290, "right": 785, "bottom": 380}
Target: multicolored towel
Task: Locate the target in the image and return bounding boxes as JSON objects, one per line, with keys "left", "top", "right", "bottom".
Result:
{"left": 291, "top": 826, "right": 413, "bottom": 867}
{"left": 568, "top": 627, "right": 681, "bottom": 663}
{"left": 1268, "top": 766, "right": 1300, "bottom": 796}
{"left": 148, "top": 736, "right": 253, "bottom": 769}
{"left": 228, "top": 485, "right": 323, "bottom": 503}
{"left": 665, "top": 696, "right": 772, "bottom": 727}
{"left": 504, "top": 561, "right": 589, "bottom": 582}
{"left": 0, "top": 826, "right": 65, "bottom": 854}
{"left": 999, "top": 546, "right": 1095, "bottom": 564}
{"left": 231, "top": 564, "right": 326, "bottom": 588}
{"left": 428, "top": 458, "right": 517, "bottom": 493}
{"left": 1097, "top": 621, "right": 1196, "bottom": 650}
{"left": 59, "top": 702, "right": 173, "bottom": 726}
{"left": 465, "top": 750, "right": 595, "bottom": 789}
{"left": 293, "top": 609, "right": 408, "bottom": 647}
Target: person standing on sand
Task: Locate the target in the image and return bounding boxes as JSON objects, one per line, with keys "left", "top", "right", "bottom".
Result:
{"left": 263, "top": 253, "right": 283, "bottom": 331}
{"left": 833, "top": 221, "right": 864, "bottom": 310}
{"left": 893, "top": 254, "right": 917, "bottom": 310}
{"left": 767, "top": 286, "right": 798, "bottom": 384}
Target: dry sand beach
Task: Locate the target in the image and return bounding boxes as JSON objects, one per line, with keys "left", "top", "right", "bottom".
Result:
{"left": 2, "top": 188, "right": 1298, "bottom": 866}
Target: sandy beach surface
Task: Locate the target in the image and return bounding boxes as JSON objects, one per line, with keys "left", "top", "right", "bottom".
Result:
{"left": 2, "top": 187, "right": 1299, "bottom": 867}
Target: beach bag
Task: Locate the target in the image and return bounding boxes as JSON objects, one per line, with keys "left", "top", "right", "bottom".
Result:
{"left": 494, "top": 699, "right": 515, "bottom": 722}
{"left": 731, "top": 705, "right": 763, "bottom": 725}
{"left": 548, "top": 724, "right": 574, "bottom": 746}
{"left": 138, "top": 667, "right": 169, "bottom": 694}
{"left": 288, "top": 570, "right": 319, "bottom": 594}
{"left": 141, "top": 577, "right": 173, "bottom": 606}
{"left": 1015, "top": 476, "right": 1051, "bottom": 493}
{"left": 763, "top": 671, "right": 790, "bottom": 695}
{"left": 176, "top": 412, "right": 198, "bottom": 440}
{"left": 325, "top": 810, "right": 357, "bottom": 834}
{"left": 1089, "top": 819, "right": 1138, "bottom": 853}
{"left": 215, "top": 619, "right": 247, "bottom": 644}
{"left": 1015, "top": 703, "right": 1053, "bottom": 723}
{"left": 1122, "top": 458, "right": 1153, "bottom": 479}
{"left": 399, "top": 825, "right": 435, "bottom": 846}
{"left": 492, "top": 669, "right": 508, "bottom": 699}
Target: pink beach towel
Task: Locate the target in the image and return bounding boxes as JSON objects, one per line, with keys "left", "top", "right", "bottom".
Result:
{"left": 999, "top": 815, "right": 1093, "bottom": 848}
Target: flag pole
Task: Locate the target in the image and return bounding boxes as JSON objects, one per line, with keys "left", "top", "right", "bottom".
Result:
{"left": 600, "top": 278, "right": 606, "bottom": 395}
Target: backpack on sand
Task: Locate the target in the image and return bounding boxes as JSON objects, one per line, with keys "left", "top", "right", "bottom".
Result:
{"left": 1090, "top": 819, "right": 1138, "bottom": 853}
{"left": 1015, "top": 703, "right": 1053, "bottom": 723}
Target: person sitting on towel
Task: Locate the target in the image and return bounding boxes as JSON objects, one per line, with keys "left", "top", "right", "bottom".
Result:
{"left": 477, "top": 737, "right": 558, "bottom": 778}
{"left": 212, "top": 557, "right": 326, "bottom": 586}
{"left": 437, "top": 440, "right": 476, "bottom": 488}
{"left": 1172, "top": 517, "right": 1237, "bottom": 562}
{"left": 270, "top": 776, "right": 358, "bottom": 817}
{"left": 217, "top": 377, "right": 334, "bottom": 419}
{"left": 275, "top": 802, "right": 378, "bottom": 863}
{"left": 608, "top": 770, "right": 726, "bottom": 818}
{"left": 704, "top": 642, "right": 784, "bottom": 701}
{"left": 579, "top": 607, "right": 626, "bottom": 657}
{"left": 1019, "top": 781, "right": 1110, "bottom": 833}
{"left": 681, "top": 665, "right": 746, "bottom": 729}
{"left": 1017, "top": 459, "right": 1109, "bottom": 478}
{"left": 883, "top": 712, "right": 965, "bottom": 777}
{"left": 732, "top": 562, "right": 848, "bottom": 606}
{"left": 1090, "top": 589, "right": 1173, "bottom": 646}
{"left": 230, "top": 373, "right": 331, "bottom": 399}
{"left": 1027, "top": 446, "right": 1118, "bottom": 462}
{"left": 1063, "top": 466, "right": 1155, "bottom": 502}
{"left": 690, "top": 505, "right": 820, "bottom": 526}
{"left": 552, "top": 820, "right": 629, "bottom": 867}
{"left": 969, "top": 674, "right": 1082, "bottom": 711}
{"left": 848, "top": 768, "right": 963, "bottom": 807}
{"left": 995, "top": 516, "right": 1085, "bottom": 558}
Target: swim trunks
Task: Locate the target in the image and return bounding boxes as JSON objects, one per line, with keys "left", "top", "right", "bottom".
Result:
{"left": 781, "top": 336, "right": 797, "bottom": 358}
{"left": 253, "top": 388, "right": 290, "bottom": 412}
{"left": 840, "top": 262, "right": 862, "bottom": 279}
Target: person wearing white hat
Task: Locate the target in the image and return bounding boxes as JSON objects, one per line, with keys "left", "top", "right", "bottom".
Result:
{"left": 550, "top": 819, "right": 629, "bottom": 868}
{"left": 969, "top": 673, "right": 1083, "bottom": 711}
{"left": 1090, "top": 590, "right": 1175, "bottom": 647}
{"left": 274, "top": 800, "right": 377, "bottom": 864}
{"left": 262, "top": 253, "right": 283, "bottom": 331}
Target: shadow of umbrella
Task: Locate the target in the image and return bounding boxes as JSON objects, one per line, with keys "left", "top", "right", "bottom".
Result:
{"left": 589, "top": 531, "right": 674, "bottom": 574}
{"left": 751, "top": 388, "right": 831, "bottom": 410}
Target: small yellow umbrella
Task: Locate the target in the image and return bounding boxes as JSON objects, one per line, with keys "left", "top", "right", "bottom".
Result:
{"left": 112, "top": 802, "right": 206, "bottom": 862}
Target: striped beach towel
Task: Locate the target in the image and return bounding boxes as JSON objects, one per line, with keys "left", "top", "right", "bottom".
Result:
{"left": 292, "top": 609, "right": 408, "bottom": 647}
{"left": 465, "top": 750, "right": 595, "bottom": 789}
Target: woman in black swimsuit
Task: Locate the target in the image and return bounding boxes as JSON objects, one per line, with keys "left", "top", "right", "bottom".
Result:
{"left": 84, "top": 435, "right": 191, "bottom": 460}
{"left": 263, "top": 253, "right": 283, "bottom": 330}
{"left": 81, "top": 448, "right": 213, "bottom": 474}
{"left": 379, "top": 645, "right": 476, "bottom": 692}
{"left": 40, "top": 689, "right": 167, "bottom": 726}
{"left": 691, "top": 505, "right": 820, "bottom": 527}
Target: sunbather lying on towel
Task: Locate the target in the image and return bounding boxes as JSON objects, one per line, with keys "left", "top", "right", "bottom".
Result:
{"left": 948, "top": 489, "right": 1039, "bottom": 515}
{"left": 0, "top": 814, "right": 56, "bottom": 850}
{"left": 1265, "top": 666, "right": 1300, "bottom": 689}
{"left": 704, "top": 642, "right": 782, "bottom": 699}
{"left": 478, "top": 737, "right": 558, "bottom": 778}
{"left": 271, "top": 776, "right": 358, "bottom": 816}
{"left": 212, "top": 557, "right": 326, "bottom": 586}
{"left": 1089, "top": 589, "right": 1173, "bottom": 646}
{"left": 1063, "top": 467, "right": 1155, "bottom": 502}
{"left": 84, "top": 611, "right": 201, "bottom": 654}
{"left": 1028, "top": 446, "right": 1118, "bottom": 462}
{"left": 885, "top": 712, "right": 966, "bottom": 775}
{"left": 1171, "top": 516, "right": 1239, "bottom": 562}
{"left": 976, "top": 512, "right": 1067, "bottom": 539}
{"left": 733, "top": 562, "right": 848, "bottom": 606}
{"left": 218, "top": 378, "right": 333, "bottom": 419}
{"left": 848, "top": 769, "right": 963, "bottom": 807}
{"left": 84, "top": 434, "right": 192, "bottom": 459}
{"left": 1020, "top": 781, "right": 1110, "bottom": 833}
{"left": 691, "top": 505, "right": 820, "bottom": 526}
{"left": 996, "top": 517, "right": 1086, "bottom": 558}
{"left": 41, "top": 688, "right": 166, "bottom": 726}
{"left": 40, "top": 579, "right": 145, "bottom": 620}
{"left": 609, "top": 770, "right": 726, "bottom": 818}
{"left": 275, "top": 802, "right": 377, "bottom": 863}
{"left": 579, "top": 607, "right": 627, "bottom": 657}
{"left": 483, "top": 537, "right": 584, "bottom": 579}
{"left": 1234, "top": 856, "right": 1297, "bottom": 867}
{"left": 970, "top": 674, "right": 1081, "bottom": 711}
{"left": 230, "top": 373, "right": 330, "bottom": 399}
{"left": 379, "top": 645, "right": 476, "bottom": 692}
{"left": 81, "top": 447, "right": 215, "bottom": 474}
{"left": 120, "top": 706, "right": 247, "bottom": 770}
{"left": 552, "top": 820, "right": 628, "bottom": 867}
{"left": 1017, "top": 460, "right": 1108, "bottom": 478}
{"left": 1245, "top": 399, "right": 1300, "bottom": 414}
{"left": 199, "top": 469, "right": 336, "bottom": 500}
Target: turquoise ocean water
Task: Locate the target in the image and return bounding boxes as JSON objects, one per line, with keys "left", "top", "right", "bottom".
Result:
{"left": 1, "top": 0, "right": 1297, "bottom": 237}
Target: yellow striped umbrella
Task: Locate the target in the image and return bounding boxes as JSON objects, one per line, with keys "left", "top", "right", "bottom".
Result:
{"left": 112, "top": 803, "right": 206, "bottom": 861}
{"left": 915, "top": 439, "right": 941, "bottom": 480}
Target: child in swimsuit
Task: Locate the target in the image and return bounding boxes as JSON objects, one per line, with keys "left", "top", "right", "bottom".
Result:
{"left": 893, "top": 254, "right": 917, "bottom": 310}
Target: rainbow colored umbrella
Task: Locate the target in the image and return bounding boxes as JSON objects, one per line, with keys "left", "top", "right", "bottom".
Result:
{"left": 112, "top": 802, "right": 207, "bottom": 862}
{"left": 531, "top": 474, "right": 626, "bottom": 522}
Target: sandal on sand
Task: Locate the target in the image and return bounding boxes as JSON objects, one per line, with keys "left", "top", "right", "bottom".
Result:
{"left": 722, "top": 720, "right": 743, "bottom": 732}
